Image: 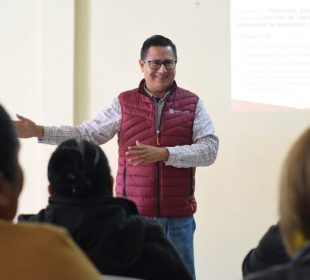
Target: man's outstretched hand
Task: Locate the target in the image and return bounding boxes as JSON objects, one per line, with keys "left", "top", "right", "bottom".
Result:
{"left": 14, "top": 114, "right": 44, "bottom": 139}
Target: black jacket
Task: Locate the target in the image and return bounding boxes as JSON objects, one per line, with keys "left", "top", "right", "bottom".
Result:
{"left": 18, "top": 196, "right": 192, "bottom": 280}
{"left": 244, "top": 248, "right": 310, "bottom": 280}
{"left": 242, "top": 225, "right": 290, "bottom": 277}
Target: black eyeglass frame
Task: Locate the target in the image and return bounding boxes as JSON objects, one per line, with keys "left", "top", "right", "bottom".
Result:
{"left": 144, "top": 59, "right": 177, "bottom": 70}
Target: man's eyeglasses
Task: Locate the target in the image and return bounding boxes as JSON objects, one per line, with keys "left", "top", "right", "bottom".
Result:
{"left": 144, "top": 60, "right": 177, "bottom": 70}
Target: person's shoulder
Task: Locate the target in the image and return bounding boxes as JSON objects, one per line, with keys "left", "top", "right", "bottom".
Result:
{"left": 141, "top": 218, "right": 167, "bottom": 240}
{"left": 0, "top": 222, "right": 101, "bottom": 279}
{"left": 16, "top": 221, "right": 70, "bottom": 243}
{"left": 118, "top": 87, "right": 140, "bottom": 97}
{"left": 111, "top": 197, "right": 139, "bottom": 214}
{"left": 174, "top": 85, "right": 199, "bottom": 99}
{"left": 0, "top": 220, "right": 64, "bottom": 240}
{"left": 245, "top": 262, "right": 297, "bottom": 280}
{"left": 0, "top": 223, "right": 73, "bottom": 262}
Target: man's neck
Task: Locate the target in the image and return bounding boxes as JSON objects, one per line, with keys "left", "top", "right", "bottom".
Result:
{"left": 144, "top": 86, "right": 169, "bottom": 101}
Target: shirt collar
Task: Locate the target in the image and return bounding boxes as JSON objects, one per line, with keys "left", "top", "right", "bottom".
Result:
{"left": 144, "top": 84, "right": 170, "bottom": 101}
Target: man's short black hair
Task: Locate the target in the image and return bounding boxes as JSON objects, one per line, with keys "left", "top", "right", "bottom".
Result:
{"left": 140, "top": 35, "right": 177, "bottom": 60}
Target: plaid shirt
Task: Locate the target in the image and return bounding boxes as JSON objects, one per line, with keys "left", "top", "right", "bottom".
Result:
{"left": 42, "top": 96, "right": 219, "bottom": 168}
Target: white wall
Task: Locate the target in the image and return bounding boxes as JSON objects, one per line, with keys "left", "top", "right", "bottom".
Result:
{"left": 1, "top": 0, "right": 310, "bottom": 279}
{"left": 0, "top": 0, "right": 75, "bottom": 212}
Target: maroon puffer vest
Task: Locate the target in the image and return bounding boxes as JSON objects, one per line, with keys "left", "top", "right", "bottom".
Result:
{"left": 116, "top": 80, "right": 199, "bottom": 217}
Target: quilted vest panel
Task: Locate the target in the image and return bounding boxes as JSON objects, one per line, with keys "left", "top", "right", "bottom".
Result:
{"left": 116, "top": 80, "right": 199, "bottom": 217}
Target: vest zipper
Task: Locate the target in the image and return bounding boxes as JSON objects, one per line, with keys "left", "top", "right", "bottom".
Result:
{"left": 155, "top": 99, "right": 161, "bottom": 217}
{"left": 156, "top": 161, "right": 161, "bottom": 217}
{"left": 156, "top": 129, "right": 160, "bottom": 145}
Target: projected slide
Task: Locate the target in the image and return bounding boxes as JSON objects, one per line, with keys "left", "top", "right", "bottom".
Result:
{"left": 231, "top": 0, "right": 310, "bottom": 111}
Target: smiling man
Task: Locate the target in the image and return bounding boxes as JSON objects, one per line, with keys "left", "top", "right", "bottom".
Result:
{"left": 15, "top": 35, "right": 219, "bottom": 280}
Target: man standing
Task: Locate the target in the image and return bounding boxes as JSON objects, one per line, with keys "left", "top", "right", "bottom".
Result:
{"left": 15, "top": 35, "right": 219, "bottom": 279}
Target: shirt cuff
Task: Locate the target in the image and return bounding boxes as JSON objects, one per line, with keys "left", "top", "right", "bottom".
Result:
{"left": 165, "top": 147, "right": 176, "bottom": 165}
{"left": 38, "top": 126, "right": 49, "bottom": 143}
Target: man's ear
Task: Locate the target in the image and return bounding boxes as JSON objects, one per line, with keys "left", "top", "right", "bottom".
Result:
{"left": 139, "top": 59, "right": 145, "bottom": 73}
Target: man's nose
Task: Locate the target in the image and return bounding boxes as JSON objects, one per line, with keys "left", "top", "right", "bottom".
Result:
{"left": 157, "top": 63, "right": 168, "bottom": 73}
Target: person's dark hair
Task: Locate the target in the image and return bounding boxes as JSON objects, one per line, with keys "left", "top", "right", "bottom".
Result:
{"left": 0, "top": 104, "right": 20, "bottom": 182}
{"left": 140, "top": 35, "right": 177, "bottom": 60}
{"left": 48, "top": 139, "right": 112, "bottom": 198}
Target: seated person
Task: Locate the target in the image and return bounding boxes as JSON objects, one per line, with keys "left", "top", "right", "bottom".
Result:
{"left": 0, "top": 104, "right": 100, "bottom": 280}
{"left": 242, "top": 224, "right": 290, "bottom": 276}
{"left": 18, "top": 138, "right": 192, "bottom": 280}
{"left": 244, "top": 127, "right": 310, "bottom": 280}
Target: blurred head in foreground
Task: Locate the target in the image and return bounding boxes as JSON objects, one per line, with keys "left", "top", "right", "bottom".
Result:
{"left": 0, "top": 104, "right": 23, "bottom": 221}
{"left": 280, "top": 127, "right": 310, "bottom": 257}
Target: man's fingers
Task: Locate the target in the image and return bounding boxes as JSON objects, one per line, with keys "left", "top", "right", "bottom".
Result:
{"left": 128, "top": 156, "right": 149, "bottom": 166}
{"left": 127, "top": 144, "right": 145, "bottom": 152}
{"left": 16, "top": 114, "right": 29, "bottom": 122}
{"left": 126, "top": 148, "right": 145, "bottom": 156}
